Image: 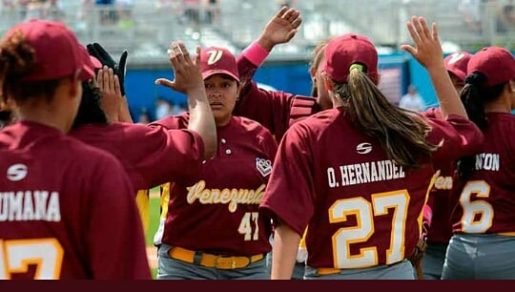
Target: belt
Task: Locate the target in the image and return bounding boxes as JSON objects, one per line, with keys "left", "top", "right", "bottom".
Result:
{"left": 168, "top": 246, "right": 265, "bottom": 270}
{"left": 316, "top": 260, "right": 407, "bottom": 276}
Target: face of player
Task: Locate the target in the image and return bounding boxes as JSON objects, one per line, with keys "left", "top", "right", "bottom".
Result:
{"left": 61, "top": 76, "right": 83, "bottom": 132}
{"left": 449, "top": 74, "right": 465, "bottom": 94}
{"left": 311, "top": 56, "right": 333, "bottom": 110}
{"left": 204, "top": 74, "right": 240, "bottom": 127}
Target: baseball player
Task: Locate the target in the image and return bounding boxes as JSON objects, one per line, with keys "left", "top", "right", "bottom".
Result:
{"left": 152, "top": 45, "right": 277, "bottom": 280}
{"left": 0, "top": 20, "right": 149, "bottom": 279}
{"left": 260, "top": 17, "right": 483, "bottom": 280}
{"left": 442, "top": 46, "right": 515, "bottom": 279}
{"left": 233, "top": 8, "right": 319, "bottom": 278}
{"left": 73, "top": 43, "right": 217, "bottom": 234}
{"left": 421, "top": 51, "right": 472, "bottom": 280}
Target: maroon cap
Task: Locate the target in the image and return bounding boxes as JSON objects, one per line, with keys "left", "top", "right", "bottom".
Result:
{"left": 467, "top": 46, "right": 515, "bottom": 86}
{"left": 4, "top": 19, "right": 97, "bottom": 82}
{"left": 444, "top": 51, "right": 471, "bottom": 82}
{"left": 324, "top": 34, "right": 379, "bottom": 84}
{"left": 199, "top": 47, "right": 240, "bottom": 82}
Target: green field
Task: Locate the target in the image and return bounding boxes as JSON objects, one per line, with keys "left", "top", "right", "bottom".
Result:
{"left": 147, "top": 192, "right": 161, "bottom": 246}
{"left": 147, "top": 187, "right": 161, "bottom": 278}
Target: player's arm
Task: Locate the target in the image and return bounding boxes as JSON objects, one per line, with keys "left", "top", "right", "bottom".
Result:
{"left": 84, "top": 153, "right": 150, "bottom": 279}
{"left": 234, "top": 8, "right": 303, "bottom": 139}
{"left": 129, "top": 124, "right": 204, "bottom": 188}
{"left": 237, "top": 7, "right": 301, "bottom": 89}
{"left": 260, "top": 122, "right": 315, "bottom": 278}
{"left": 155, "top": 42, "right": 217, "bottom": 159}
{"left": 272, "top": 221, "right": 301, "bottom": 280}
{"left": 402, "top": 16, "right": 468, "bottom": 119}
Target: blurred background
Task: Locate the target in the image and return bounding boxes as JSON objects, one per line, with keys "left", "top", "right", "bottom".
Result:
{"left": 1, "top": 0, "right": 515, "bottom": 121}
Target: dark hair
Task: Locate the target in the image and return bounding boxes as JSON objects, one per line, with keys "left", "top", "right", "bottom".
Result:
{"left": 0, "top": 110, "right": 12, "bottom": 128}
{"left": 457, "top": 72, "right": 507, "bottom": 180}
{"left": 72, "top": 81, "right": 108, "bottom": 129}
{"left": 0, "top": 31, "right": 60, "bottom": 105}
{"left": 333, "top": 67, "right": 437, "bottom": 170}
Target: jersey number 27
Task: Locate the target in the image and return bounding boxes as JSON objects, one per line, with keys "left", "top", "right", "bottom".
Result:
{"left": 329, "top": 190, "right": 409, "bottom": 269}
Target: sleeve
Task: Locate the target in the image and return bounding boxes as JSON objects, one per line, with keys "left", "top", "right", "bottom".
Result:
{"left": 259, "top": 127, "right": 278, "bottom": 163}
{"left": 150, "top": 114, "right": 188, "bottom": 130}
{"left": 234, "top": 81, "right": 296, "bottom": 140}
{"left": 84, "top": 154, "right": 150, "bottom": 279}
{"left": 235, "top": 43, "right": 297, "bottom": 140}
{"left": 126, "top": 124, "right": 204, "bottom": 188}
{"left": 422, "top": 107, "right": 444, "bottom": 120}
{"left": 426, "top": 114, "right": 484, "bottom": 163}
{"left": 260, "top": 123, "right": 316, "bottom": 236}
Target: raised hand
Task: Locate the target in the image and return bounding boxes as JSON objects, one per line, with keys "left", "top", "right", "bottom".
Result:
{"left": 155, "top": 42, "right": 204, "bottom": 94}
{"left": 97, "top": 66, "right": 122, "bottom": 123}
{"left": 87, "top": 43, "right": 128, "bottom": 96}
{"left": 258, "top": 6, "right": 303, "bottom": 51}
{"left": 402, "top": 16, "right": 468, "bottom": 118}
{"left": 401, "top": 16, "right": 443, "bottom": 70}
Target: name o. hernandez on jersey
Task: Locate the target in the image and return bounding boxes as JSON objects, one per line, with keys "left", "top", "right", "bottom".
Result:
{"left": 262, "top": 108, "right": 482, "bottom": 269}
{"left": 153, "top": 115, "right": 277, "bottom": 257}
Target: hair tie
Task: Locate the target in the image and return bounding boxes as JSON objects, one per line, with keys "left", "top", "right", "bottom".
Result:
{"left": 349, "top": 63, "right": 365, "bottom": 73}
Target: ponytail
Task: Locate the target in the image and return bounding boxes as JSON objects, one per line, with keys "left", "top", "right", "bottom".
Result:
{"left": 457, "top": 72, "right": 506, "bottom": 180}
{"left": 333, "top": 66, "right": 436, "bottom": 170}
{"left": 0, "top": 30, "right": 59, "bottom": 105}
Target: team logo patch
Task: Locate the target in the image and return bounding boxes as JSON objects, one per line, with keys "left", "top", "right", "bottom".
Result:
{"left": 356, "top": 143, "right": 373, "bottom": 155}
{"left": 256, "top": 158, "right": 272, "bottom": 177}
{"left": 7, "top": 163, "right": 28, "bottom": 181}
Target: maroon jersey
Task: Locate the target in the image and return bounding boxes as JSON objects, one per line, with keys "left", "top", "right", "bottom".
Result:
{"left": 0, "top": 121, "right": 150, "bottom": 279}
{"left": 152, "top": 114, "right": 277, "bottom": 256}
{"left": 452, "top": 113, "right": 515, "bottom": 234}
{"left": 70, "top": 122, "right": 203, "bottom": 190}
{"left": 423, "top": 108, "right": 455, "bottom": 244}
{"left": 235, "top": 54, "right": 318, "bottom": 140}
{"left": 261, "top": 109, "right": 483, "bottom": 269}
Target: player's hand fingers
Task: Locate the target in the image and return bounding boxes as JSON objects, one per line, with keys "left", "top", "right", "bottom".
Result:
{"left": 171, "top": 41, "right": 186, "bottom": 64}
{"left": 291, "top": 17, "right": 302, "bottom": 29}
{"left": 193, "top": 46, "right": 201, "bottom": 67}
{"left": 113, "top": 75, "right": 121, "bottom": 97}
{"left": 275, "top": 6, "right": 288, "bottom": 18}
{"left": 281, "top": 8, "right": 295, "bottom": 21}
{"left": 155, "top": 78, "right": 176, "bottom": 90}
{"left": 289, "top": 9, "right": 301, "bottom": 22}
{"left": 169, "top": 51, "right": 181, "bottom": 72}
{"left": 178, "top": 43, "right": 192, "bottom": 65}
{"left": 400, "top": 44, "right": 417, "bottom": 57}
{"left": 418, "top": 17, "right": 431, "bottom": 40}
{"left": 406, "top": 19, "right": 421, "bottom": 45}
{"left": 107, "top": 68, "right": 115, "bottom": 93}
{"left": 432, "top": 22, "right": 439, "bottom": 42}
{"left": 96, "top": 67, "right": 104, "bottom": 91}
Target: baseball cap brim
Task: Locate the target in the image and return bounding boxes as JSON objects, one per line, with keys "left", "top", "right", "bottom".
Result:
{"left": 78, "top": 46, "right": 98, "bottom": 81}
{"left": 447, "top": 68, "right": 467, "bottom": 81}
{"left": 202, "top": 69, "right": 240, "bottom": 82}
